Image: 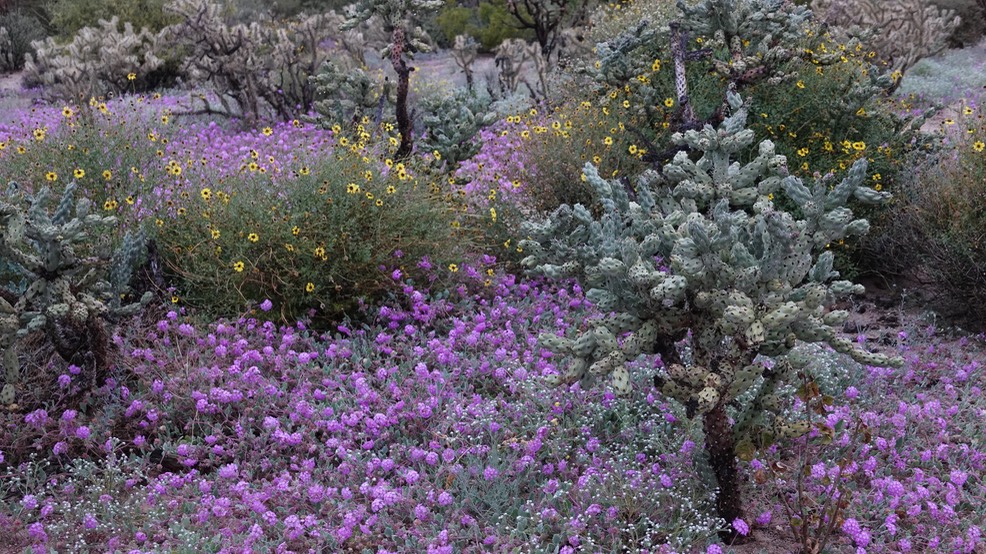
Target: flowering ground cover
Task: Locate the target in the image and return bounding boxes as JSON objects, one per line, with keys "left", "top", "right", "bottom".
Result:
{"left": 2, "top": 244, "right": 985, "bottom": 552}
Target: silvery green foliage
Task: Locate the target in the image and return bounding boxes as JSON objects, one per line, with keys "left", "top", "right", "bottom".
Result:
{"left": 23, "top": 16, "right": 164, "bottom": 102}
{"left": 677, "top": 0, "right": 811, "bottom": 43}
{"left": 418, "top": 89, "right": 497, "bottom": 166}
{"left": 522, "top": 92, "right": 900, "bottom": 443}
{"left": 590, "top": 19, "right": 658, "bottom": 87}
{"left": 0, "top": 182, "right": 151, "bottom": 405}
{"left": 309, "top": 60, "right": 395, "bottom": 126}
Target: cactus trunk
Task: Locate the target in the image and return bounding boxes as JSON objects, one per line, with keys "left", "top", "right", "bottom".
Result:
{"left": 391, "top": 26, "right": 414, "bottom": 161}
{"left": 704, "top": 400, "right": 745, "bottom": 542}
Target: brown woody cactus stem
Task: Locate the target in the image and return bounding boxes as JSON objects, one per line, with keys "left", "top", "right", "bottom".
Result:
{"left": 669, "top": 22, "right": 697, "bottom": 129}
{"left": 704, "top": 400, "right": 746, "bottom": 543}
{"left": 391, "top": 26, "right": 414, "bottom": 161}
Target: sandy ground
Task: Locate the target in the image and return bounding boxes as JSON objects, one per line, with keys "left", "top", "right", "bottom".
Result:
{"left": 0, "top": 70, "right": 34, "bottom": 126}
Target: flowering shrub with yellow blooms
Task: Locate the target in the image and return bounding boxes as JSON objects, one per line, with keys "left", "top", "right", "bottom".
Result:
{"left": 152, "top": 143, "right": 466, "bottom": 324}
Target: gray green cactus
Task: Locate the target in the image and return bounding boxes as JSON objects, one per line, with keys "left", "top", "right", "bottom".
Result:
{"left": 309, "top": 60, "right": 395, "bottom": 127}
{"left": 523, "top": 89, "right": 901, "bottom": 536}
{"left": 0, "top": 182, "right": 151, "bottom": 408}
{"left": 418, "top": 89, "right": 497, "bottom": 167}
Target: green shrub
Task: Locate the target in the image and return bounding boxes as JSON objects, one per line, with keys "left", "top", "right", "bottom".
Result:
{"left": 860, "top": 110, "right": 986, "bottom": 328}
{"left": 0, "top": 97, "right": 163, "bottom": 212}
{"left": 436, "top": 0, "right": 532, "bottom": 51}
{"left": 511, "top": 97, "right": 653, "bottom": 215}
{"left": 153, "top": 149, "right": 468, "bottom": 325}
{"left": 0, "top": 9, "right": 46, "bottom": 71}
{"left": 48, "top": 0, "right": 177, "bottom": 38}
{"left": 810, "top": 0, "right": 960, "bottom": 82}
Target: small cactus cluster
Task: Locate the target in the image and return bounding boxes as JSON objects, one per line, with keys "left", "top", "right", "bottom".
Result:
{"left": 0, "top": 182, "right": 150, "bottom": 408}
{"left": 418, "top": 89, "right": 497, "bottom": 167}
{"left": 23, "top": 16, "right": 165, "bottom": 102}
{"left": 309, "top": 60, "right": 395, "bottom": 127}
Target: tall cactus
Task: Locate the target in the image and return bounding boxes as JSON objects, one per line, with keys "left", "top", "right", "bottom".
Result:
{"left": 342, "top": 0, "right": 443, "bottom": 160}
{"left": 0, "top": 182, "right": 150, "bottom": 409}
{"left": 521, "top": 91, "right": 901, "bottom": 539}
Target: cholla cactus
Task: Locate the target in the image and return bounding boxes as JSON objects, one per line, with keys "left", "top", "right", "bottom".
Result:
{"left": 522, "top": 91, "right": 901, "bottom": 538}
{"left": 811, "top": 0, "right": 960, "bottom": 85}
{"left": 321, "top": 11, "right": 390, "bottom": 69}
{"left": 0, "top": 182, "right": 150, "bottom": 409}
{"left": 23, "top": 16, "right": 164, "bottom": 102}
{"left": 678, "top": 0, "right": 811, "bottom": 86}
{"left": 494, "top": 38, "right": 532, "bottom": 94}
{"left": 342, "top": 0, "right": 443, "bottom": 160}
{"left": 487, "top": 36, "right": 551, "bottom": 99}
{"left": 162, "top": 0, "right": 333, "bottom": 123}
{"left": 309, "top": 60, "right": 395, "bottom": 127}
{"left": 418, "top": 89, "right": 497, "bottom": 167}
{"left": 451, "top": 34, "right": 479, "bottom": 92}
{"left": 589, "top": 1, "right": 815, "bottom": 133}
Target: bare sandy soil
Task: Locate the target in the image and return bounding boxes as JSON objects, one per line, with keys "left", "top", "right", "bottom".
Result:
{"left": 0, "top": 71, "right": 34, "bottom": 126}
